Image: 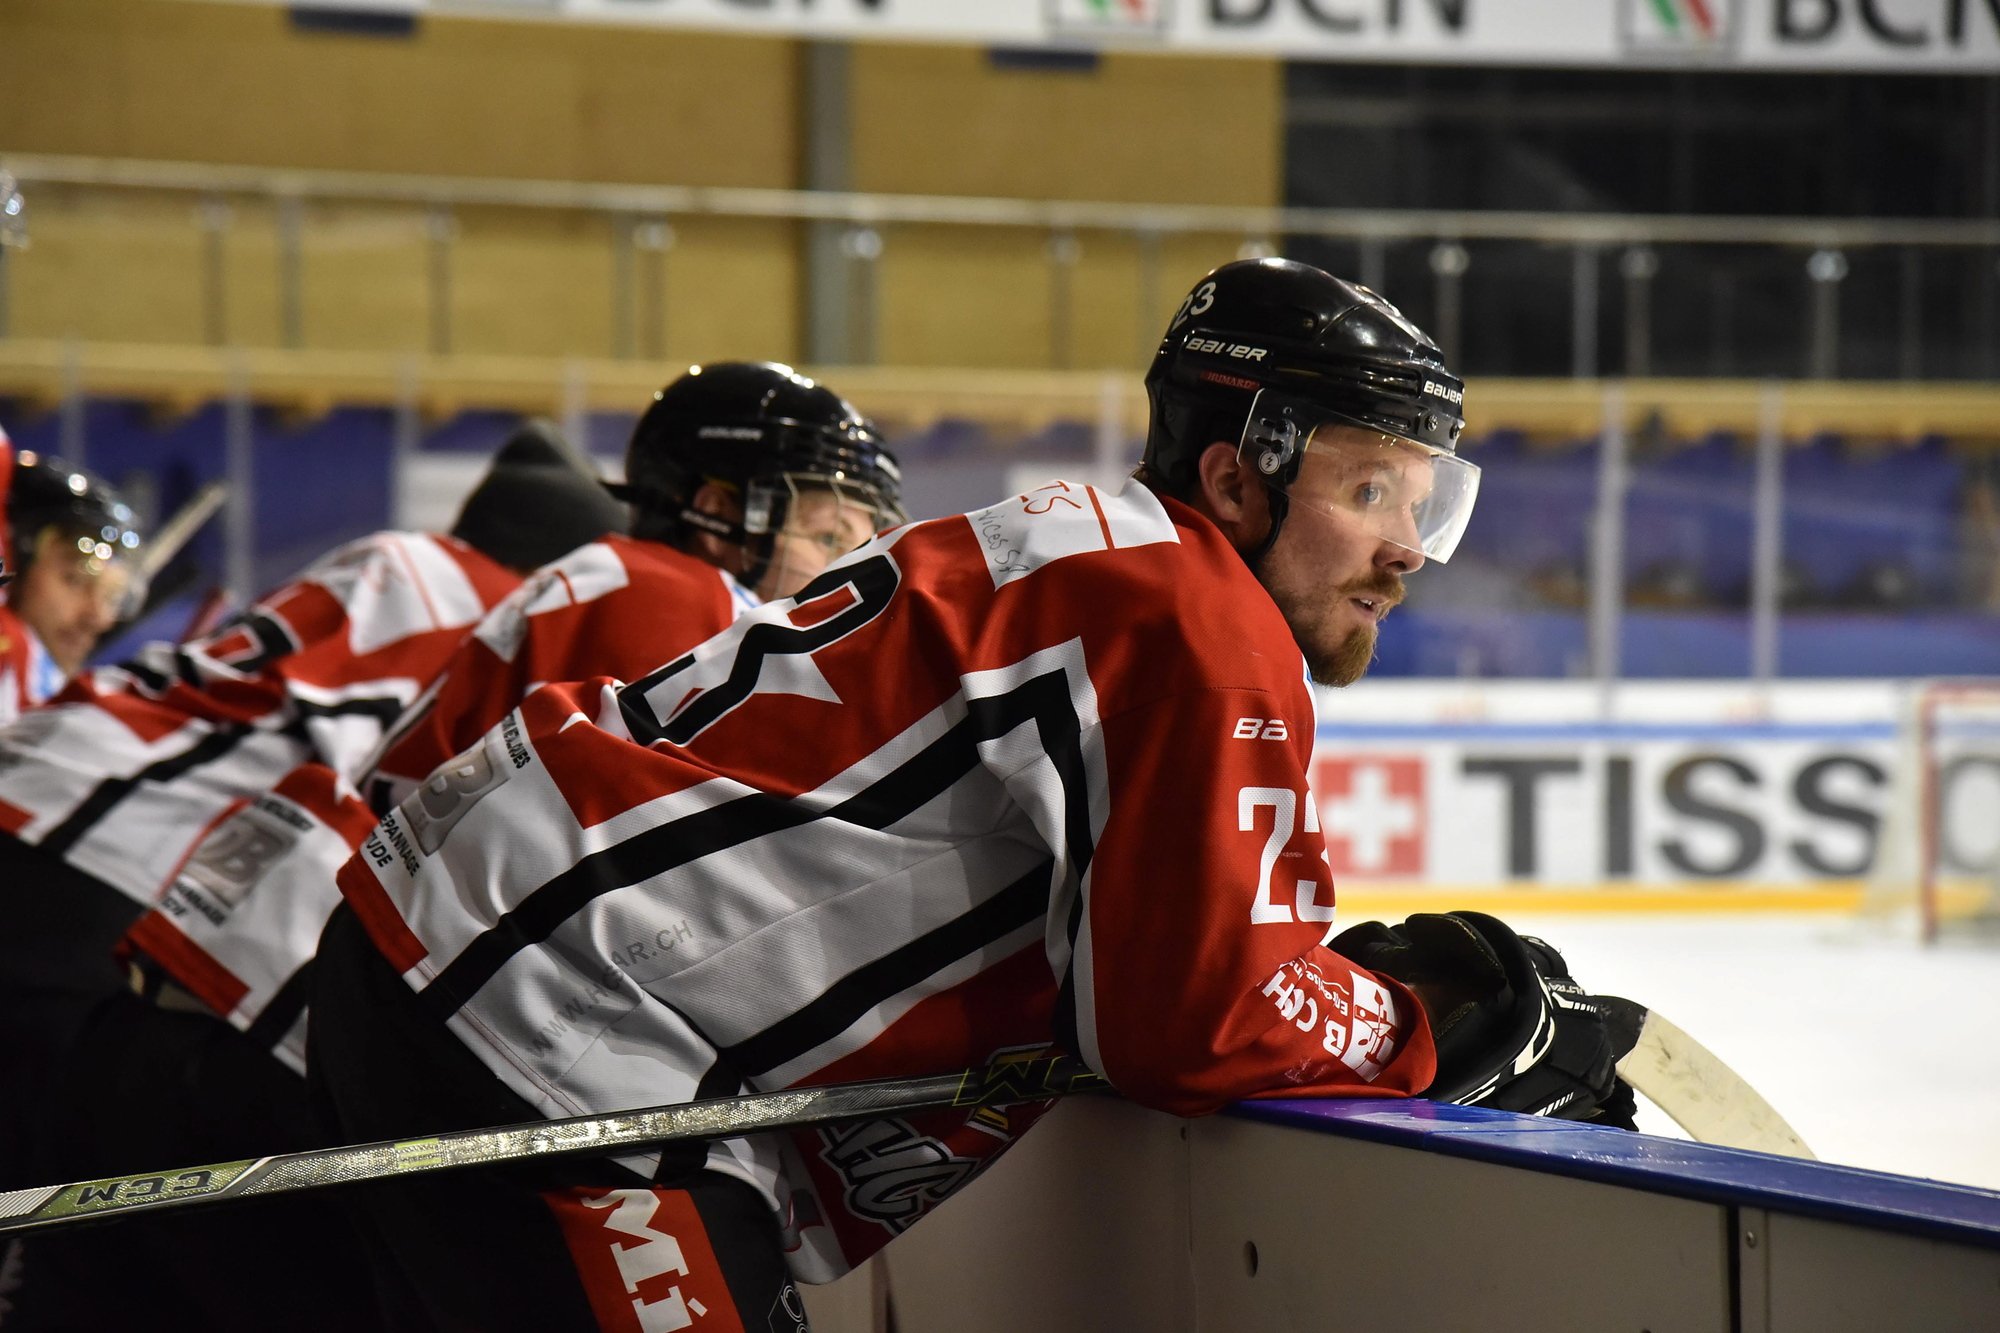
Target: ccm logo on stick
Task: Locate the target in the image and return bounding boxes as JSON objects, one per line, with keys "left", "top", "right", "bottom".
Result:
{"left": 1233, "top": 718, "right": 1290, "bottom": 740}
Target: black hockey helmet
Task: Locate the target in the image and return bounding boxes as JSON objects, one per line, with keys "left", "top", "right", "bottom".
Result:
{"left": 4, "top": 447, "right": 147, "bottom": 614}
{"left": 6, "top": 449, "right": 144, "bottom": 571}
{"left": 1143, "top": 257, "right": 1477, "bottom": 564}
{"left": 611, "top": 361, "right": 905, "bottom": 584}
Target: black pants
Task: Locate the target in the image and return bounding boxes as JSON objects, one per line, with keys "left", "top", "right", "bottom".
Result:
{"left": 0, "top": 834, "right": 143, "bottom": 1185}
{"left": 306, "top": 904, "right": 807, "bottom": 1333}
{"left": 2, "top": 989, "right": 381, "bottom": 1332}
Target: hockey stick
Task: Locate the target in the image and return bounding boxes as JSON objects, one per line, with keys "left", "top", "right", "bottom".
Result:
{"left": 1609, "top": 999, "right": 1815, "bottom": 1159}
{"left": 0, "top": 1055, "right": 1107, "bottom": 1237}
{"left": 0, "top": 1006, "right": 1809, "bottom": 1237}
{"left": 98, "top": 480, "right": 232, "bottom": 638}
{"left": 134, "top": 480, "right": 229, "bottom": 585}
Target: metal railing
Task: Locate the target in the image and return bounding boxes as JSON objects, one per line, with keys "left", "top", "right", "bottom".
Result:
{"left": 4, "top": 153, "right": 1999, "bottom": 375}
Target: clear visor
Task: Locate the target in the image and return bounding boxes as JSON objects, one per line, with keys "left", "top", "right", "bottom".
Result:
{"left": 741, "top": 473, "right": 900, "bottom": 600}
{"left": 30, "top": 525, "right": 149, "bottom": 621}
{"left": 745, "top": 472, "right": 905, "bottom": 546}
{"left": 1239, "top": 389, "right": 1480, "bottom": 564}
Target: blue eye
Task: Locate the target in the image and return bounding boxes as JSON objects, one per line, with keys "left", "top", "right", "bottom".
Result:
{"left": 1356, "top": 483, "right": 1386, "bottom": 507}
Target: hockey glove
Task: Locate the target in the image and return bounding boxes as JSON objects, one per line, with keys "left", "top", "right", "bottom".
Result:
{"left": 1331, "top": 911, "right": 1641, "bottom": 1128}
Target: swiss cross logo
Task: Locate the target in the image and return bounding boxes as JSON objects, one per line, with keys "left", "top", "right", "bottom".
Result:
{"left": 1311, "top": 755, "right": 1425, "bottom": 877}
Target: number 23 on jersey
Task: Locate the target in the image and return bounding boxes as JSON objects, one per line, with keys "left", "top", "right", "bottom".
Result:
{"left": 1238, "top": 784, "right": 1336, "bottom": 926}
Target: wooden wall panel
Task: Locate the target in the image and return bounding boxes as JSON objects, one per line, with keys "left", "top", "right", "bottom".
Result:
{"left": 849, "top": 44, "right": 1281, "bottom": 207}
{"left": 0, "top": 0, "right": 799, "bottom": 187}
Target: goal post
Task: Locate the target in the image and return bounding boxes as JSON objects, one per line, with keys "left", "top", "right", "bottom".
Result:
{"left": 1865, "top": 678, "right": 2000, "bottom": 943}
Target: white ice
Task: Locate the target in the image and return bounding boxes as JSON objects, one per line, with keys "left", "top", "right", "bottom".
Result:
{"left": 1501, "top": 911, "right": 2000, "bottom": 1193}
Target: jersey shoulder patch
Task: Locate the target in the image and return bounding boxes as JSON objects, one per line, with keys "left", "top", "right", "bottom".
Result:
{"left": 962, "top": 480, "right": 1179, "bottom": 590}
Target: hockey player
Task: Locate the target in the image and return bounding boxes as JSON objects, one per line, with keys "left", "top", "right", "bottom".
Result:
{"left": 0, "top": 442, "right": 146, "bottom": 726}
{"left": 115, "top": 361, "right": 905, "bottom": 1076}
{"left": 0, "top": 422, "right": 620, "bottom": 1068}
{"left": 0, "top": 368, "right": 905, "bottom": 1332}
{"left": 0, "top": 423, "right": 623, "bottom": 1327}
{"left": 301, "top": 260, "right": 1637, "bottom": 1331}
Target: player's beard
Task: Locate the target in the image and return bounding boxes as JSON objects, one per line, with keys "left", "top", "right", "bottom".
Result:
{"left": 1292, "top": 571, "right": 1403, "bottom": 687}
{"left": 1312, "top": 622, "right": 1378, "bottom": 687}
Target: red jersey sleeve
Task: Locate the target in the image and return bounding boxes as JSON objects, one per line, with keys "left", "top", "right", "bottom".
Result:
{"left": 369, "top": 537, "right": 741, "bottom": 810}
{"left": 1069, "top": 683, "right": 1436, "bottom": 1117}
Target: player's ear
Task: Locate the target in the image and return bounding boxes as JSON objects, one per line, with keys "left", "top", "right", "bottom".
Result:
{"left": 1192, "top": 440, "right": 1263, "bottom": 542}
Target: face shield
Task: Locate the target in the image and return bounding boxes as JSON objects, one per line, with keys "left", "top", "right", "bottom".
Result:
{"left": 743, "top": 471, "right": 904, "bottom": 600}
{"left": 32, "top": 523, "right": 148, "bottom": 622}
{"left": 1239, "top": 389, "right": 1480, "bottom": 564}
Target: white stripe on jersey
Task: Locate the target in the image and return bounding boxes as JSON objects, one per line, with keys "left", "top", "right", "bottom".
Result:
{"left": 62, "top": 730, "right": 311, "bottom": 901}
{"left": 0, "top": 707, "right": 218, "bottom": 842}
{"left": 288, "top": 673, "right": 429, "bottom": 779}
{"left": 383, "top": 635, "right": 1112, "bottom": 1142}
{"left": 340, "top": 532, "right": 493, "bottom": 655}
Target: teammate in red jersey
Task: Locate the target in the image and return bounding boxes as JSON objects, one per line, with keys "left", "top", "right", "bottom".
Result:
{"left": 0, "top": 369, "right": 905, "bottom": 1332}
{"left": 0, "top": 421, "right": 623, "bottom": 1326}
{"left": 118, "top": 361, "right": 905, "bottom": 1074}
{"left": 0, "top": 424, "right": 619, "bottom": 1052}
{"left": 299, "top": 261, "right": 1638, "bottom": 1332}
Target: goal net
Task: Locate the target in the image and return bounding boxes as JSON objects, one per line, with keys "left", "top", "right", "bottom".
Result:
{"left": 1864, "top": 679, "right": 2000, "bottom": 943}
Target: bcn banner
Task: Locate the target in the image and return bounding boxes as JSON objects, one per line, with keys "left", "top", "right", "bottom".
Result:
{"left": 250, "top": 0, "right": 2000, "bottom": 72}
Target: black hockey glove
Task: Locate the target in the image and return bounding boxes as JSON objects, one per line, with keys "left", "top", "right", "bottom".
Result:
{"left": 1331, "top": 911, "right": 1641, "bottom": 1129}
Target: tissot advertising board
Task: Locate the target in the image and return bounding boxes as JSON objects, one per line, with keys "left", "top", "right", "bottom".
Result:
{"left": 1304, "top": 679, "right": 1992, "bottom": 900}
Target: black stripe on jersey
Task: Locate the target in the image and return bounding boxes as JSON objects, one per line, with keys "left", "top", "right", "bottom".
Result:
{"left": 288, "top": 693, "right": 412, "bottom": 731}
{"left": 620, "top": 554, "right": 900, "bottom": 748}
{"left": 38, "top": 726, "right": 250, "bottom": 857}
{"left": 717, "top": 859, "right": 1051, "bottom": 1079}
{"left": 418, "top": 789, "right": 827, "bottom": 1021}
{"left": 244, "top": 959, "right": 314, "bottom": 1052}
{"left": 418, "top": 663, "right": 1103, "bottom": 1053}
{"left": 1052, "top": 882, "right": 1087, "bottom": 1063}
{"left": 120, "top": 659, "right": 174, "bottom": 695}
{"left": 206, "top": 610, "right": 300, "bottom": 676}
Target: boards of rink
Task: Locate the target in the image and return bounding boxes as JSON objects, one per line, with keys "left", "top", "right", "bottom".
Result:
{"left": 799, "top": 1096, "right": 2000, "bottom": 1333}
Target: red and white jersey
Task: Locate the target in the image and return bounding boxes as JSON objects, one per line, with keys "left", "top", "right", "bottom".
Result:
{"left": 336, "top": 481, "right": 1439, "bottom": 1284}
{"left": 0, "top": 531, "right": 518, "bottom": 908}
{"left": 367, "top": 534, "right": 756, "bottom": 812}
{"left": 124, "top": 535, "right": 752, "bottom": 1070}
{"left": 0, "top": 601, "right": 65, "bottom": 728}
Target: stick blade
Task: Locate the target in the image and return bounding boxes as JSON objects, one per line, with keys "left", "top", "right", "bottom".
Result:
{"left": 1610, "top": 1000, "right": 1815, "bottom": 1160}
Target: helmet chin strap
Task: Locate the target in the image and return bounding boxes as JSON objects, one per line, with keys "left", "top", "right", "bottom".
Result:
{"left": 677, "top": 500, "right": 783, "bottom": 597}
{"left": 1242, "top": 483, "right": 1292, "bottom": 574}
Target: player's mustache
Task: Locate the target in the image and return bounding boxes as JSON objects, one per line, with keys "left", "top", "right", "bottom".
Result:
{"left": 1338, "top": 572, "right": 1405, "bottom": 611}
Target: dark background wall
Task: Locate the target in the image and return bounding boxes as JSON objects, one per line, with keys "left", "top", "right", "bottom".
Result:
{"left": 1282, "top": 66, "right": 2000, "bottom": 379}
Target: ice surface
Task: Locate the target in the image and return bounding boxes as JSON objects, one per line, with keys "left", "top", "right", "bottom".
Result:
{"left": 1499, "top": 912, "right": 2000, "bottom": 1192}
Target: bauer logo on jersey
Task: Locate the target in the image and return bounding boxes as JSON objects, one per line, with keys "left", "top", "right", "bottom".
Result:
{"left": 1310, "top": 755, "right": 1425, "bottom": 877}
{"left": 1619, "top": 0, "right": 1740, "bottom": 56}
{"left": 965, "top": 481, "right": 1180, "bottom": 590}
